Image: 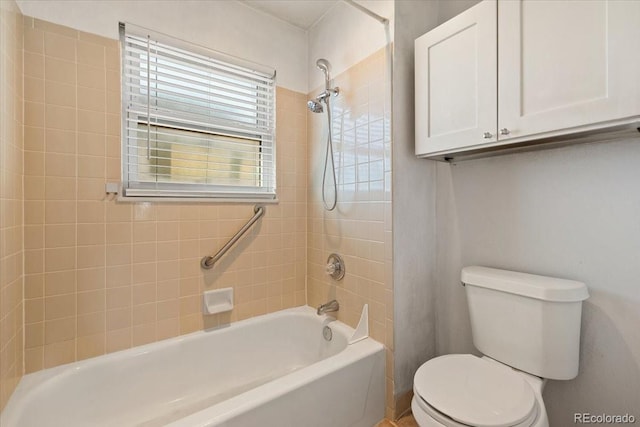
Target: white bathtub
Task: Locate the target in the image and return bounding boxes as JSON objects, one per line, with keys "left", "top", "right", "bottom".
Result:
{"left": 1, "top": 306, "right": 385, "bottom": 427}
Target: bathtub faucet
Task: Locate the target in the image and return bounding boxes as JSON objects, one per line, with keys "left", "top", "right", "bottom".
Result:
{"left": 317, "top": 300, "right": 339, "bottom": 315}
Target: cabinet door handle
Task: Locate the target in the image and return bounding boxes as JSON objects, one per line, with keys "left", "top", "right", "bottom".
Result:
{"left": 500, "top": 128, "right": 510, "bottom": 135}
{"left": 483, "top": 132, "right": 494, "bottom": 139}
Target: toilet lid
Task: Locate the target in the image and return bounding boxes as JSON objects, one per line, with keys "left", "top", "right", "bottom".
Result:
{"left": 414, "top": 355, "right": 537, "bottom": 427}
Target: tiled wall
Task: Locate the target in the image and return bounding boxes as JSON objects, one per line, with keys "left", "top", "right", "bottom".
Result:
{"left": 0, "top": 0, "right": 24, "bottom": 410}
{"left": 22, "top": 17, "right": 307, "bottom": 372}
{"left": 306, "top": 48, "right": 394, "bottom": 417}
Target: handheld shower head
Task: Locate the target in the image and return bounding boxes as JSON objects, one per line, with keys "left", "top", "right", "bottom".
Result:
{"left": 316, "top": 58, "right": 331, "bottom": 89}
{"left": 316, "top": 58, "right": 331, "bottom": 73}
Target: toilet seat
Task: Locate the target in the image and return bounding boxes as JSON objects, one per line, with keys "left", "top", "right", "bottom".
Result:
{"left": 413, "top": 355, "right": 538, "bottom": 427}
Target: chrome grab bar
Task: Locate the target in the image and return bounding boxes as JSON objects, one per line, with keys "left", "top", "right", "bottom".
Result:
{"left": 200, "top": 205, "right": 265, "bottom": 270}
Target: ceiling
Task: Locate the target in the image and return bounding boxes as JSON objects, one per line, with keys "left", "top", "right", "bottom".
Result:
{"left": 240, "top": 0, "right": 339, "bottom": 30}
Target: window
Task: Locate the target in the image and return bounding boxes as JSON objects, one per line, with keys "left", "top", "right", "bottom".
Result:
{"left": 120, "top": 23, "right": 276, "bottom": 200}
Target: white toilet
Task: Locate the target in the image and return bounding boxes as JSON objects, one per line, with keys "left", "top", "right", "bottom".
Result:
{"left": 412, "top": 266, "right": 589, "bottom": 427}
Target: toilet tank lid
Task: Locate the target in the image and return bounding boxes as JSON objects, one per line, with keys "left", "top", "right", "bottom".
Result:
{"left": 461, "top": 266, "right": 589, "bottom": 302}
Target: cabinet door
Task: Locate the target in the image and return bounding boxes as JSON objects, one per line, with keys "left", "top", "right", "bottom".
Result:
{"left": 499, "top": 0, "right": 640, "bottom": 141}
{"left": 415, "top": 0, "right": 497, "bottom": 156}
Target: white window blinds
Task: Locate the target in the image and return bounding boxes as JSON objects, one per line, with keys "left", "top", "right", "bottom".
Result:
{"left": 120, "top": 23, "right": 276, "bottom": 200}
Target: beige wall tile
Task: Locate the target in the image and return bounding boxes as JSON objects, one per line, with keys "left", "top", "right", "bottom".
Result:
{"left": 77, "top": 223, "right": 105, "bottom": 245}
{"left": 18, "top": 20, "right": 313, "bottom": 379}
{"left": 45, "top": 80, "right": 76, "bottom": 108}
{"left": 44, "top": 294, "right": 75, "bottom": 320}
{"left": 24, "top": 76, "right": 44, "bottom": 102}
{"left": 76, "top": 245, "right": 105, "bottom": 269}
{"left": 105, "top": 47, "right": 119, "bottom": 71}
{"left": 44, "top": 270, "right": 75, "bottom": 296}
{"left": 77, "top": 290, "right": 106, "bottom": 316}
{"left": 45, "top": 104, "right": 76, "bottom": 131}
{"left": 25, "top": 347, "right": 44, "bottom": 373}
{"left": 44, "top": 201, "right": 75, "bottom": 223}
{"left": 44, "top": 247, "right": 76, "bottom": 272}
{"left": 44, "top": 224, "right": 75, "bottom": 248}
{"left": 106, "top": 328, "right": 131, "bottom": 353}
{"left": 44, "top": 57, "right": 76, "bottom": 85}
{"left": 77, "top": 267, "right": 105, "bottom": 292}
{"left": 24, "top": 26, "right": 44, "bottom": 54}
{"left": 76, "top": 334, "right": 105, "bottom": 360}
{"left": 25, "top": 125, "right": 44, "bottom": 151}
{"left": 25, "top": 323, "right": 44, "bottom": 348}
{"left": 45, "top": 152, "right": 75, "bottom": 177}
{"left": 77, "top": 87, "right": 105, "bottom": 112}
{"left": 77, "top": 312, "right": 105, "bottom": 336}
{"left": 45, "top": 128, "right": 75, "bottom": 154}
{"left": 24, "top": 101, "right": 44, "bottom": 127}
{"left": 78, "top": 109, "right": 105, "bottom": 134}
{"left": 78, "top": 132, "right": 106, "bottom": 157}
{"left": 77, "top": 40, "right": 105, "bottom": 67}
{"left": 77, "top": 63, "right": 104, "bottom": 90}
{"left": 44, "top": 32, "right": 76, "bottom": 61}
{"left": 34, "top": 18, "right": 77, "bottom": 38}
{"left": 77, "top": 201, "right": 105, "bottom": 223}
{"left": 78, "top": 31, "right": 117, "bottom": 48}
{"left": 24, "top": 51, "right": 44, "bottom": 78}
{"left": 44, "top": 177, "right": 75, "bottom": 200}
{"left": 45, "top": 317, "right": 76, "bottom": 343}
{"left": 25, "top": 299, "right": 44, "bottom": 324}
{"left": 43, "top": 339, "right": 76, "bottom": 368}
{"left": 106, "top": 308, "right": 131, "bottom": 331}
{"left": 24, "top": 151, "right": 44, "bottom": 176}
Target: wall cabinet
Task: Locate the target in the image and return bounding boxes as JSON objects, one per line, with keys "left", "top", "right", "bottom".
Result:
{"left": 415, "top": 0, "right": 640, "bottom": 159}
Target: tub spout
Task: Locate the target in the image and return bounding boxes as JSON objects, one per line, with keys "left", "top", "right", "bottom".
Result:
{"left": 317, "top": 300, "right": 339, "bottom": 315}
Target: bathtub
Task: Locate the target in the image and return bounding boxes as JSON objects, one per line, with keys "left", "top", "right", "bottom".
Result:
{"left": 1, "top": 306, "right": 385, "bottom": 427}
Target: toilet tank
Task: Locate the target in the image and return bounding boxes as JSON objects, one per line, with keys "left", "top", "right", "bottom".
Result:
{"left": 462, "top": 266, "right": 589, "bottom": 380}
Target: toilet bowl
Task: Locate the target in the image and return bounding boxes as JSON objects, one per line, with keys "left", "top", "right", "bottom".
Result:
{"left": 411, "top": 267, "right": 588, "bottom": 427}
{"left": 411, "top": 355, "right": 548, "bottom": 427}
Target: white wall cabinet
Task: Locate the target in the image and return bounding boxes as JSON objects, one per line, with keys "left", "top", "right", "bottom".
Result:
{"left": 415, "top": 0, "right": 640, "bottom": 159}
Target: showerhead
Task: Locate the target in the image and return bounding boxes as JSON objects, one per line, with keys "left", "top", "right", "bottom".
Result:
{"left": 316, "top": 58, "right": 331, "bottom": 74}
{"left": 307, "top": 99, "right": 324, "bottom": 113}
{"left": 316, "top": 58, "right": 331, "bottom": 89}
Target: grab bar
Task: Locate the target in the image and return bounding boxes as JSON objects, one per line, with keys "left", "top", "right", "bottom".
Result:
{"left": 200, "top": 205, "right": 265, "bottom": 270}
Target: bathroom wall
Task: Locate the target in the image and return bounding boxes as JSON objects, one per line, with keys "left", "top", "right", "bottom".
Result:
{"left": 0, "top": 0, "right": 24, "bottom": 410}
{"left": 15, "top": 0, "right": 308, "bottom": 93}
{"left": 390, "top": 0, "right": 440, "bottom": 415}
{"left": 306, "top": 46, "right": 394, "bottom": 417}
{"left": 431, "top": 0, "right": 640, "bottom": 422}
{"left": 21, "top": 17, "right": 307, "bottom": 372}
{"left": 306, "top": 1, "right": 395, "bottom": 418}
{"left": 307, "top": 0, "right": 393, "bottom": 91}
{"left": 436, "top": 138, "right": 640, "bottom": 424}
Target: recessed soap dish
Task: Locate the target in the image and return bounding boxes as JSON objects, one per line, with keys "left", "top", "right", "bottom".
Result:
{"left": 203, "top": 287, "right": 233, "bottom": 315}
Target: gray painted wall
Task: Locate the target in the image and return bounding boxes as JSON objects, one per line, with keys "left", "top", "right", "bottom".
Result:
{"left": 436, "top": 138, "right": 640, "bottom": 424}
{"left": 391, "top": 0, "right": 440, "bottom": 398}
{"left": 430, "top": 1, "right": 640, "bottom": 422}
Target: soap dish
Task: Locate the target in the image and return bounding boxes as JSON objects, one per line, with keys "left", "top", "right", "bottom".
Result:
{"left": 202, "top": 288, "right": 233, "bottom": 315}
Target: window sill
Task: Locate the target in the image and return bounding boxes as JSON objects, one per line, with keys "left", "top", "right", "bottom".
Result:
{"left": 116, "top": 195, "right": 279, "bottom": 204}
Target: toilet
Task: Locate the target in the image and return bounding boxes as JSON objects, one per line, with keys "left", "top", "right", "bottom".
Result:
{"left": 412, "top": 266, "right": 589, "bottom": 427}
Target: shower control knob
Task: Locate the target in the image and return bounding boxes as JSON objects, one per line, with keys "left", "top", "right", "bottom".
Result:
{"left": 500, "top": 128, "right": 510, "bottom": 135}
{"left": 483, "top": 132, "right": 493, "bottom": 139}
{"left": 325, "top": 253, "right": 345, "bottom": 281}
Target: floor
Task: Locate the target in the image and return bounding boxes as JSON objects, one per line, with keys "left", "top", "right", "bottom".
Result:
{"left": 376, "top": 414, "right": 418, "bottom": 427}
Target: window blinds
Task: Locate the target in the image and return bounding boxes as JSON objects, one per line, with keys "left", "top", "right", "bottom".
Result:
{"left": 120, "top": 23, "right": 276, "bottom": 199}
